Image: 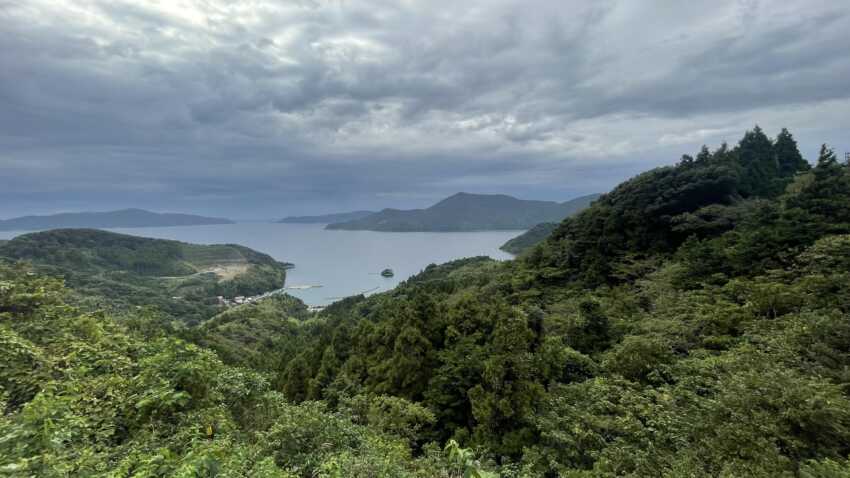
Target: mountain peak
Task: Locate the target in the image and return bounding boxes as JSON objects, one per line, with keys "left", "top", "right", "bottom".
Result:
{"left": 327, "top": 192, "right": 598, "bottom": 232}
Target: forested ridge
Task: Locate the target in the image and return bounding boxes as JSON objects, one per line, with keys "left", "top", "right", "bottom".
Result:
{"left": 4, "top": 127, "right": 850, "bottom": 476}
{"left": 500, "top": 222, "right": 559, "bottom": 255}
{"left": 0, "top": 229, "right": 290, "bottom": 324}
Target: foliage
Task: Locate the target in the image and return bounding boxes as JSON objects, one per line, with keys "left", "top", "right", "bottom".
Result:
{"left": 0, "top": 263, "right": 471, "bottom": 477}
{"left": 187, "top": 294, "right": 309, "bottom": 370}
{"left": 525, "top": 127, "right": 811, "bottom": 287}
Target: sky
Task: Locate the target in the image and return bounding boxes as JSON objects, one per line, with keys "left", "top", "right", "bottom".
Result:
{"left": 1, "top": 0, "right": 849, "bottom": 219}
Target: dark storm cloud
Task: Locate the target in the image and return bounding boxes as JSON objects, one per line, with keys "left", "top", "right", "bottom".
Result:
{"left": 1, "top": 0, "right": 849, "bottom": 218}
{"left": 578, "top": 10, "right": 850, "bottom": 119}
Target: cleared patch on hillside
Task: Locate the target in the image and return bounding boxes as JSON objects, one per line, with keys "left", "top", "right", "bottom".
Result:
{"left": 202, "top": 263, "right": 251, "bottom": 280}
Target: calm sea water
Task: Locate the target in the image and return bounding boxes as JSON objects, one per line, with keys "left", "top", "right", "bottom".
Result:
{"left": 0, "top": 223, "right": 519, "bottom": 305}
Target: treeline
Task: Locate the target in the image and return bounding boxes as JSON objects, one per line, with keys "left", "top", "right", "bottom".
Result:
{"left": 528, "top": 126, "right": 811, "bottom": 286}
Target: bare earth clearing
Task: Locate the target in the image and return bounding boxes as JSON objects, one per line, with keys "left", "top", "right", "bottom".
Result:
{"left": 202, "top": 263, "right": 250, "bottom": 280}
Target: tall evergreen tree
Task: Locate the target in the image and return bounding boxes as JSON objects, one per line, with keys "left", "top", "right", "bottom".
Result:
{"left": 737, "top": 125, "right": 779, "bottom": 197}
{"left": 775, "top": 128, "right": 810, "bottom": 177}
{"left": 695, "top": 145, "right": 712, "bottom": 164}
{"left": 815, "top": 143, "right": 840, "bottom": 171}
{"left": 786, "top": 144, "right": 850, "bottom": 229}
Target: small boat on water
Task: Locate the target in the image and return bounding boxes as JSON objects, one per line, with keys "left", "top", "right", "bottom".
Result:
{"left": 380, "top": 268, "right": 394, "bottom": 277}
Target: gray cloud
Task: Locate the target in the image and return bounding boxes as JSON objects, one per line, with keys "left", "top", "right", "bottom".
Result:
{"left": 1, "top": 0, "right": 849, "bottom": 219}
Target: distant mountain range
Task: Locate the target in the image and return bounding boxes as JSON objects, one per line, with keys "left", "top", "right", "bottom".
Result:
{"left": 0, "top": 209, "right": 234, "bottom": 232}
{"left": 326, "top": 192, "right": 601, "bottom": 232}
{"left": 278, "top": 210, "right": 376, "bottom": 224}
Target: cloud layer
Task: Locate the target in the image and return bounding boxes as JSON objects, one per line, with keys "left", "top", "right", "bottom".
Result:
{"left": 2, "top": 0, "right": 849, "bottom": 218}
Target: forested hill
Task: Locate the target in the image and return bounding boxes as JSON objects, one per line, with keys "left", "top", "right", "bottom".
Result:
{"left": 278, "top": 210, "right": 376, "bottom": 224}
{"left": 0, "top": 229, "right": 290, "bottom": 323}
{"left": 0, "top": 208, "right": 233, "bottom": 231}
{"left": 5, "top": 127, "right": 850, "bottom": 476}
{"left": 326, "top": 192, "right": 599, "bottom": 231}
{"left": 499, "top": 221, "right": 558, "bottom": 254}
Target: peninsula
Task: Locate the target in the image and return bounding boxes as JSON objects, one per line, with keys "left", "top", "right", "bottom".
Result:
{"left": 278, "top": 210, "right": 375, "bottom": 224}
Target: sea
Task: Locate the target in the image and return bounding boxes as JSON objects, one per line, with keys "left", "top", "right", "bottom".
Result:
{"left": 0, "top": 223, "right": 519, "bottom": 306}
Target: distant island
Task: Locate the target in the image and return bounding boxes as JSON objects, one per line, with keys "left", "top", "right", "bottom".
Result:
{"left": 278, "top": 210, "right": 375, "bottom": 224}
{"left": 0, "top": 208, "right": 234, "bottom": 232}
{"left": 326, "top": 192, "right": 600, "bottom": 232}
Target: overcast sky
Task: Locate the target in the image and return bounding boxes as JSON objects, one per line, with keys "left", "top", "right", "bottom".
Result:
{"left": 1, "top": 0, "right": 849, "bottom": 219}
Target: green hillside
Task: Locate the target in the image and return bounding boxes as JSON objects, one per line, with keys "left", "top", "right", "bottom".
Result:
{"left": 0, "top": 229, "right": 290, "bottom": 324}
{"left": 326, "top": 193, "right": 599, "bottom": 231}
{"left": 4, "top": 127, "right": 850, "bottom": 476}
{"left": 0, "top": 264, "right": 485, "bottom": 477}
{"left": 188, "top": 294, "right": 310, "bottom": 371}
{"left": 499, "top": 222, "right": 558, "bottom": 255}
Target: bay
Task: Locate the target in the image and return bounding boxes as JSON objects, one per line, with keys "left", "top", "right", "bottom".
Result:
{"left": 0, "top": 223, "right": 519, "bottom": 305}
